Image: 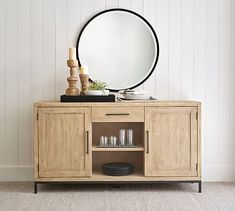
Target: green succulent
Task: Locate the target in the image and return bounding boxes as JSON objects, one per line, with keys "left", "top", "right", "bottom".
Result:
{"left": 89, "top": 80, "right": 108, "bottom": 91}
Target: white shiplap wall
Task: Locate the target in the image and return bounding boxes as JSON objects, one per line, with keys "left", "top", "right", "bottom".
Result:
{"left": 0, "top": 0, "right": 234, "bottom": 181}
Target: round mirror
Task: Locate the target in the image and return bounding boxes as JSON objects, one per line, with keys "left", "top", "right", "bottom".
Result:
{"left": 77, "top": 8, "right": 159, "bottom": 91}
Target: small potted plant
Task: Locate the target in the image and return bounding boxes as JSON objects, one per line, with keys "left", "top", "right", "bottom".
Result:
{"left": 87, "top": 80, "right": 109, "bottom": 96}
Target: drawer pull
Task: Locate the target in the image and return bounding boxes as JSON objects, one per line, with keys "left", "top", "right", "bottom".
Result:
{"left": 146, "top": 130, "right": 149, "bottom": 154}
{"left": 105, "top": 113, "right": 130, "bottom": 116}
{"left": 86, "top": 131, "right": 89, "bottom": 154}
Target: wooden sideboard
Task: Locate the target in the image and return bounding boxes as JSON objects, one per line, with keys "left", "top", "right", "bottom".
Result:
{"left": 33, "top": 101, "right": 201, "bottom": 193}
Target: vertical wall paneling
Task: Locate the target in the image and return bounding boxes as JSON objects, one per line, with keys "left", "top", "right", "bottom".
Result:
{"left": 106, "top": 0, "right": 118, "bottom": 8}
{"left": 93, "top": 0, "right": 106, "bottom": 14}
{"left": 5, "top": 0, "right": 18, "bottom": 165}
{"left": 18, "top": 0, "right": 31, "bottom": 165}
{"left": 68, "top": 0, "right": 81, "bottom": 88}
{"left": 231, "top": 0, "right": 235, "bottom": 164}
{"left": 55, "top": 0, "right": 68, "bottom": 100}
{"left": 0, "top": 0, "right": 6, "bottom": 165}
{"left": 81, "top": 0, "right": 94, "bottom": 27}
{"left": 118, "top": 0, "right": 131, "bottom": 9}
{"left": 68, "top": 0, "right": 81, "bottom": 48}
{"left": 143, "top": 0, "right": 156, "bottom": 97}
{"left": 217, "top": 0, "right": 231, "bottom": 165}
{"left": 131, "top": 0, "right": 143, "bottom": 14}
{"left": 131, "top": 0, "right": 144, "bottom": 90}
{"left": 79, "top": 0, "right": 95, "bottom": 86}
{"left": 193, "top": 0, "right": 206, "bottom": 101}
{"left": 30, "top": 0, "right": 44, "bottom": 166}
{"left": 205, "top": 0, "right": 219, "bottom": 165}
{"left": 180, "top": 0, "right": 194, "bottom": 99}
{"left": 31, "top": 0, "right": 44, "bottom": 105}
{"left": 155, "top": 0, "right": 169, "bottom": 100}
{"left": 193, "top": 0, "right": 207, "bottom": 175}
{"left": 168, "top": 0, "right": 182, "bottom": 100}
{"left": 43, "top": 0, "right": 56, "bottom": 100}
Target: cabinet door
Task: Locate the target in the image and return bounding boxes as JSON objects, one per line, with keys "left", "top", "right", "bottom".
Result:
{"left": 38, "top": 108, "right": 91, "bottom": 178}
{"left": 145, "top": 107, "right": 198, "bottom": 177}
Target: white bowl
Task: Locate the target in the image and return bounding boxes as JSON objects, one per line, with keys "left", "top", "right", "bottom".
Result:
{"left": 86, "top": 90, "right": 109, "bottom": 96}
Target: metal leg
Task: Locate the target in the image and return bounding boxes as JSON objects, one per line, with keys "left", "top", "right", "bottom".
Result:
{"left": 198, "top": 181, "right": 202, "bottom": 193}
{"left": 34, "top": 182, "right": 37, "bottom": 194}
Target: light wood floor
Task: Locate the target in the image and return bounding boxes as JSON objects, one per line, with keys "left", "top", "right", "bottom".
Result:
{"left": 0, "top": 182, "right": 234, "bottom": 211}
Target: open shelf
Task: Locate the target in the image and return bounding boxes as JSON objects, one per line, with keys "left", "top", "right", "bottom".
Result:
{"left": 92, "top": 169, "right": 144, "bottom": 180}
{"left": 92, "top": 145, "right": 144, "bottom": 152}
{"left": 91, "top": 122, "right": 145, "bottom": 178}
{"left": 92, "top": 151, "right": 144, "bottom": 177}
{"left": 92, "top": 122, "right": 144, "bottom": 147}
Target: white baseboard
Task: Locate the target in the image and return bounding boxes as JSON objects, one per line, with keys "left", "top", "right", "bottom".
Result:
{"left": 0, "top": 166, "right": 33, "bottom": 181}
{"left": 0, "top": 165, "right": 235, "bottom": 182}
{"left": 202, "top": 165, "right": 235, "bottom": 182}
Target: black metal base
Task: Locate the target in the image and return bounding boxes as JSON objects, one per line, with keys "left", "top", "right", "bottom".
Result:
{"left": 33, "top": 180, "right": 202, "bottom": 194}
{"left": 34, "top": 182, "right": 37, "bottom": 194}
{"left": 199, "top": 180, "right": 202, "bottom": 193}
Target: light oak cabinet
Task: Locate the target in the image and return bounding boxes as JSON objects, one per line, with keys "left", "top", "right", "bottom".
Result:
{"left": 37, "top": 108, "right": 91, "bottom": 178}
{"left": 34, "top": 101, "right": 201, "bottom": 193}
{"left": 145, "top": 107, "right": 198, "bottom": 177}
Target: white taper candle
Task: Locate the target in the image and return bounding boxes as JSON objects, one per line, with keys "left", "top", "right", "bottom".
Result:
{"left": 69, "top": 47, "right": 76, "bottom": 60}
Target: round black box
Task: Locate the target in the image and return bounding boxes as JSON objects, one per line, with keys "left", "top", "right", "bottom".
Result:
{"left": 102, "top": 162, "right": 135, "bottom": 176}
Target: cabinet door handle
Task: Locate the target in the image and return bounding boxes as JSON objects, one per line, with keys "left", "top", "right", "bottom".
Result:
{"left": 86, "top": 131, "right": 89, "bottom": 154}
{"left": 105, "top": 113, "right": 130, "bottom": 116}
{"left": 146, "top": 130, "right": 149, "bottom": 154}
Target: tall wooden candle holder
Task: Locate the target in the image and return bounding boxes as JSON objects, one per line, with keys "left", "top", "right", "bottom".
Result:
{"left": 66, "top": 60, "right": 79, "bottom": 96}
{"left": 79, "top": 74, "right": 89, "bottom": 95}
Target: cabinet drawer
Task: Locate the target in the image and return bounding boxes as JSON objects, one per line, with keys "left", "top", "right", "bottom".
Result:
{"left": 92, "top": 107, "right": 144, "bottom": 122}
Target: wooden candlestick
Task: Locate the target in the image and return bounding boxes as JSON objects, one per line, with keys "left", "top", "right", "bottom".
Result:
{"left": 79, "top": 74, "right": 89, "bottom": 95}
{"left": 66, "top": 60, "right": 79, "bottom": 96}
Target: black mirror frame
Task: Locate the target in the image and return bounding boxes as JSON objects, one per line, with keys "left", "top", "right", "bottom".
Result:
{"left": 76, "top": 8, "right": 160, "bottom": 92}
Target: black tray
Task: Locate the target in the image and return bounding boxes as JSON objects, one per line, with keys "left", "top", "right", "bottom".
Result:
{"left": 61, "top": 94, "right": 115, "bottom": 102}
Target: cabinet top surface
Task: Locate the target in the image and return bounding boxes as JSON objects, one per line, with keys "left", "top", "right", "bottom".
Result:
{"left": 34, "top": 100, "right": 201, "bottom": 108}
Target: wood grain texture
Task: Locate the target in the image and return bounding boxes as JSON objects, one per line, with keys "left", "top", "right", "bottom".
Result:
{"left": 92, "top": 106, "right": 144, "bottom": 122}
{"left": 35, "top": 174, "right": 201, "bottom": 182}
{"left": 33, "top": 104, "right": 38, "bottom": 179}
{"left": 92, "top": 151, "right": 143, "bottom": 173}
{"left": 145, "top": 107, "right": 198, "bottom": 177}
{"left": 35, "top": 101, "right": 201, "bottom": 107}
{"left": 38, "top": 108, "right": 91, "bottom": 178}
{"left": 92, "top": 146, "right": 144, "bottom": 152}
{"left": 34, "top": 102, "right": 200, "bottom": 182}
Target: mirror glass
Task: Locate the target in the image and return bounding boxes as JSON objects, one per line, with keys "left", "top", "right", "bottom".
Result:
{"left": 77, "top": 9, "right": 159, "bottom": 91}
